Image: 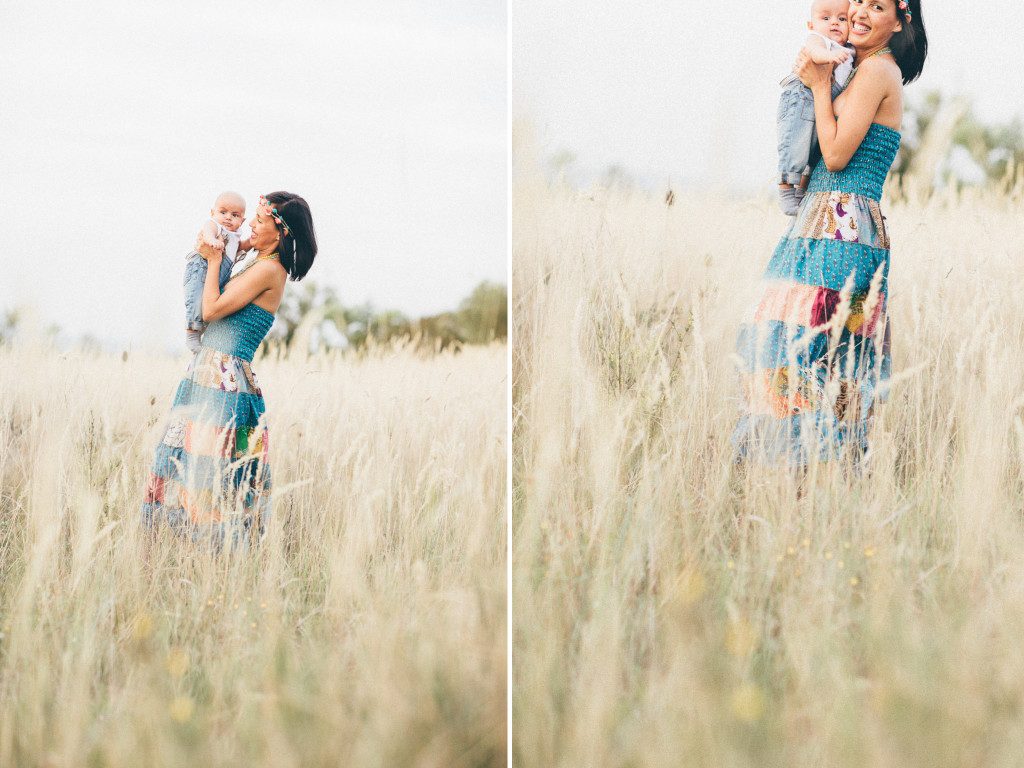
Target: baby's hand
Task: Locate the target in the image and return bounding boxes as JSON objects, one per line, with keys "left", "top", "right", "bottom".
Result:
{"left": 200, "top": 233, "right": 225, "bottom": 250}
{"left": 830, "top": 48, "right": 851, "bottom": 64}
{"left": 195, "top": 234, "right": 224, "bottom": 258}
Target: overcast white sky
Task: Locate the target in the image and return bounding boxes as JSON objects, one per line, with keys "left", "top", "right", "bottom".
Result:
{"left": 4, "top": 2, "right": 1014, "bottom": 350}
{"left": 511, "top": 0, "right": 1021, "bottom": 190}
{"left": 0, "top": 0, "right": 505, "bottom": 351}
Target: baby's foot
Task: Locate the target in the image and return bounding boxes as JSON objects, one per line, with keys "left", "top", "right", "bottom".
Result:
{"left": 778, "top": 187, "right": 800, "bottom": 216}
{"left": 185, "top": 330, "right": 202, "bottom": 354}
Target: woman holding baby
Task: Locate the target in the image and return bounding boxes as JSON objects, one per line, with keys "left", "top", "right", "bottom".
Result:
{"left": 142, "top": 192, "right": 317, "bottom": 550}
{"left": 731, "top": 0, "right": 928, "bottom": 466}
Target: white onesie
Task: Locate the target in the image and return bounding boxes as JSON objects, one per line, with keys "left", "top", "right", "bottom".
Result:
{"left": 194, "top": 219, "right": 243, "bottom": 268}
{"left": 779, "top": 31, "right": 855, "bottom": 90}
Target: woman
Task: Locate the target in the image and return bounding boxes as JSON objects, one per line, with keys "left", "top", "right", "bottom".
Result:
{"left": 142, "top": 192, "right": 317, "bottom": 549}
{"left": 731, "top": 0, "right": 927, "bottom": 466}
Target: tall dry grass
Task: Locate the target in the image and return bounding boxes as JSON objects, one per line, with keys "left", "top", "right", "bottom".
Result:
{"left": 0, "top": 339, "right": 506, "bottom": 767}
{"left": 512, "top": 154, "right": 1024, "bottom": 767}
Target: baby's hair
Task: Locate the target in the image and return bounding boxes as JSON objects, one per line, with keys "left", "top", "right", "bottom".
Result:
{"left": 890, "top": 0, "right": 927, "bottom": 84}
{"left": 215, "top": 191, "right": 246, "bottom": 210}
{"left": 809, "top": 0, "right": 847, "bottom": 14}
{"left": 263, "top": 191, "right": 317, "bottom": 281}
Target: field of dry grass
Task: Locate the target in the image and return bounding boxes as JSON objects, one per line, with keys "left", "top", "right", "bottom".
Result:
{"left": 511, "top": 156, "right": 1024, "bottom": 767}
{"left": 0, "top": 340, "right": 506, "bottom": 767}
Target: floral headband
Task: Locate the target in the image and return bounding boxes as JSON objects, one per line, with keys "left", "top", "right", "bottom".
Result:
{"left": 260, "top": 195, "right": 293, "bottom": 236}
{"left": 898, "top": 0, "right": 912, "bottom": 21}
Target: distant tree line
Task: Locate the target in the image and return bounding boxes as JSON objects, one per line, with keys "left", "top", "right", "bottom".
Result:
{"left": 541, "top": 91, "right": 1024, "bottom": 193}
{"left": 894, "top": 90, "right": 1024, "bottom": 188}
{"left": 0, "top": 308, "right": 60, "bottom": 348}
{"left": 0, "top": 309, "right": 17, "bottom": 345}
{"left": 268, "top": 280, "right": 507, "bottom": 354}
{"left": 0, "top": 281, "right": 507, "bottom": 355}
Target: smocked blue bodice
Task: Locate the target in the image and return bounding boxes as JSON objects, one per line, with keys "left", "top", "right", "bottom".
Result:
{"left": 202, "top": 303, "right": 274, "bottom": 362}
{"left": 806, "top": 123, "right": 901, "bottom": 201}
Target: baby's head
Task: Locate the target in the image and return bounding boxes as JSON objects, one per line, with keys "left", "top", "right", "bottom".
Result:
{"left": 210, "top": 192, "right": 246, "bottom": 232}
{"left": 808, "top": 0, "right": 850, "bottom": 45}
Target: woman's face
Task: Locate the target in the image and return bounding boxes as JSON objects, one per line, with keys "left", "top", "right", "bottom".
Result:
{"left": 847, "top": 0, "right": 902, "bottom": 49}
{"left": 249, "top": 204, "right": 282, "bottom": 253}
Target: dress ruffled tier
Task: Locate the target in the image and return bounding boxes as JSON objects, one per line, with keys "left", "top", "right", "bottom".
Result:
{"left": 142, "top": 299, "right": 275, "bottom": 550}
{"left": 732, "top": 123, "right": 900, "bottom": 465}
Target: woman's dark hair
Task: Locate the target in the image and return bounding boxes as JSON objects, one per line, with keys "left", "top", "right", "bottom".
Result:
{"left": 264, "top": 191, "right": 317, "bottom": 281}
{"left": 890, "top": 0, "right": 927, "bottom": 85}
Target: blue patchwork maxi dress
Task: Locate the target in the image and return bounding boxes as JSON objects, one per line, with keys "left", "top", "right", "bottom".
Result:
{"left": 142, "top": 260, "right": 276, "bottom": 549}
{"left": 731, "top": 123, "right": 900, "bottom": 465}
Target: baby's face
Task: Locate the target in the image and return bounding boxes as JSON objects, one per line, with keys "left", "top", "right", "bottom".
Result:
{"left": 808, "top": 0, "right": 850, "bottom": 45}
{"left": 211, "top": 197, "right": 246, "bottom": 232}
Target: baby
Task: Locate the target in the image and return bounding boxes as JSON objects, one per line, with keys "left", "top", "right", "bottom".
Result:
{"left": 183, "top": 192, "right": 251, "bottom": 353}
{"left": 776, "top": 0, "right": 855, "bottom": 215}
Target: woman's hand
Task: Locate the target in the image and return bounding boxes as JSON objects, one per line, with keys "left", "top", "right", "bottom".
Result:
{"left": 195, "top": 237, "right": 223, "bottom": 262}
{"left": 794, "top": 48, "right": 833, "bottom": 92}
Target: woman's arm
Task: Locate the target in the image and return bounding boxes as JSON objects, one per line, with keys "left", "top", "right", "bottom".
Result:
{"left": 795, "top": 51, "right": 888, "bottom": 171}
{"left": 195, "top": 241, "right": 279, "bottom": 322}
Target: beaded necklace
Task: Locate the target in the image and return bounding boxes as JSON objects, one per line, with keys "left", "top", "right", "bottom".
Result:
{"left": 229, "top": 251, "right": 279, "bottom": 281}
{"left": 848, "top": 46, "right": 892, "bottom": 82}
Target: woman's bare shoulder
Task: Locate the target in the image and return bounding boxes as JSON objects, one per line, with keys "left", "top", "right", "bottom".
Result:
{"left": 240, "top": 256, "right": 287, "bottom": 280}
{"left": 864, "top": 56, "right": 905, "bottom": 128}
{"left": 858, "top": 56, "right": 903, "bottom": 88}
{"left": 239, "top": 259, "right": 287, "bottom": 314}
{"left": 225, "top": 257, "right": 286, "bottom": 298}
{"left": 850, "top": 56, "right": 904, "bottom": 129}
{"left": 252, "top": 258, "right": 288, "bottom": 293}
